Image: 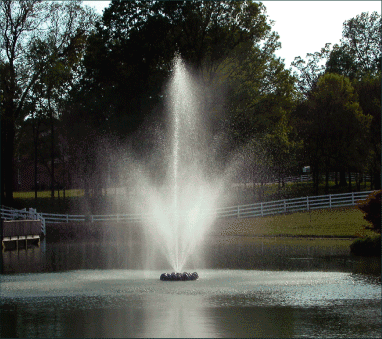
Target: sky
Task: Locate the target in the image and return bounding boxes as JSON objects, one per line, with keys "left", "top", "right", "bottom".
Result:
{"left": 83, "top": 1, "right": 381, "bottom": 69}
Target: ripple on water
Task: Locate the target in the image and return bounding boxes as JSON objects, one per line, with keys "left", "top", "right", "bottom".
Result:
{"left": 1, "top": 269, "right": 380, "bottom": 307}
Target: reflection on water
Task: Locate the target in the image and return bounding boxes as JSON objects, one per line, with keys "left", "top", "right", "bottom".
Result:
{"left": 1, "top": 269, "right": 381, "bottom": 338}
{"left": 2, "top": 236, "right": 380, "bottom": 276}
{"left": 1, "top": 235, "right": 381, "bottom": 338}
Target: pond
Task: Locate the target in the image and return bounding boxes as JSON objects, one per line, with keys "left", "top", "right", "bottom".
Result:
{"left": 1, "top": 231, "right": 381, "bottom": 338}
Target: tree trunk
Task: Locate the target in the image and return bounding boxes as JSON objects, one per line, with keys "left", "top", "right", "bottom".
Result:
{"left": 373, "top": 171, "right": 381, "bottom": 190}
{"left": 370, "top": 171, "right": 374, "bottom": 190}
{"left": 356, "top": 173, "right": 361, "bottom": 191}
{"left": 252, "top": 167, "right": 256, "bottom": 201}
{"left": 339, "top": 170, "right": 347, "bottom": 186}
{"left": 313, "top": 167, "right": 319, "bottom": 195}
{"left": 32, "top": 114, "right": 40, "bottom": 202}
{"left": 1, "top": 125, "right": 6, "bottom": 204}
{"left": 49, "top": 96, "right": 55, "bottom": 200}
{"left": 3, "top": 143, "right": 15, "bottom": 206}
{"left": 62, "top": 156, "right": 67, "bottom": 200}
{"left": 325, "top": 170, "right": 329, "bottom": 194}
{"left": 2, "top": 120, "right": 16, "bottom": 206}
{"left": 34, "top": 141, "right": 38, "bottom": 201}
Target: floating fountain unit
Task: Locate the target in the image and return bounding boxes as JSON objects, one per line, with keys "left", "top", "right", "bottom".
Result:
{"left": 160, "top": 272, "right": 199, "bottom": 281}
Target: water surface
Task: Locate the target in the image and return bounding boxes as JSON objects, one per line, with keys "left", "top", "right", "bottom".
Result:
{"left": 1, "top": 238, "right": 380, "bottom": 338}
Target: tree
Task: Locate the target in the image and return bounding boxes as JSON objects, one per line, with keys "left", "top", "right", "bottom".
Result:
{"left": 324, "top": 12, "right": 381, "bottom": 189}
{"left": 325, "top": 44, "right": 358, "bottom": 79}
{"left": 353, "top": 73, "right": 381, "bottom": 189}
{"left": 297, "top": 73, "right": 371, "bottom": 194}
{"left": 0, "top": 0, "right": 96, "bottom": 205}
{"left": 80, "top": 0, "right": 280, "bottom": 142}
{"left": 64, "top": 0, "right": 297, "bottom": 195}
{"left": 291, "top": 43, "right": 331, "bottom": 98}
{"left": 325, "top": 11, "right": 381, "bottom": 80}
{"left": 227, "top": 48, "right": 297, "bottom": 147}
{"left": 357, "top": 190, "right": 381, "bottom": 234}
{"left": 262, "top": 110, "right": 301, "bottom": 194}
{"left": 340, "top": 11, "right": 381, "bottom": 76}
{"left": 101, "top": 0, "right": 271, "bottom": 72}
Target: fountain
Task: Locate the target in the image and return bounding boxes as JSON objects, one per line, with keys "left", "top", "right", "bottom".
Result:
{"left": 160, "top": 272, "right": 199, "bottom": 281}
{"left": 126, "top": 57, "right": 227, "bottom": 278}
{"left": 2, "top": 60, "right": 380, "bottom": 339}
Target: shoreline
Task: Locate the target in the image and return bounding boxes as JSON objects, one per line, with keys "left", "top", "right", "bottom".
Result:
{"left": 208, "top": 233, "right": 357, "bottom": 239}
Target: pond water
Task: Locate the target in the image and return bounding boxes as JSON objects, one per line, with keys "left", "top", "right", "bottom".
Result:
{"left": 1, "top": 235, "right": 381, "bottom": 338}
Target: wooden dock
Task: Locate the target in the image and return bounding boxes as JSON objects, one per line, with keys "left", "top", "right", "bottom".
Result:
{"left": 1, "top": 220, "right": 42, "bottom": 251}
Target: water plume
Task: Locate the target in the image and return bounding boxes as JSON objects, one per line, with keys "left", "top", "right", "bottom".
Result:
{"left": 124, "top": 57, "right": 232, "bottom": 272}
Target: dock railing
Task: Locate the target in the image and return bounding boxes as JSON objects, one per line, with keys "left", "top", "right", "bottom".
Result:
{"left": 1, "top": 206, "right": 46, "bottom": 235}
{"left": 1, "top": 190, "right": 375, "bottom": 226}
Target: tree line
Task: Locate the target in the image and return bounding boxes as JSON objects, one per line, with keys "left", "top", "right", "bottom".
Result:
{"left": 1, "top": 0, "right": 380, "bottom": 208}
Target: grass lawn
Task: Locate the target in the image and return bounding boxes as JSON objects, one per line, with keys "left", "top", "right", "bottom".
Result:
{"left": 13, "top": 189, "right": 84, "bottom": 199}
{"left": 214, "top": 206, "right": 374, "bottom": 238}
{"left": 12, "top": 188, "right": 375, "bottom": 239}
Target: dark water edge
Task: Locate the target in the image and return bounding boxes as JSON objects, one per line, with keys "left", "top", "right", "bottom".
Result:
{"left": 1, "top": 268, "right": 380, "bottom": 338}
{"left": 1, "top": 221, "right": 380, "bottom": 339}
{"left": 1, "top": 222, "right": 380, "bottom": 277}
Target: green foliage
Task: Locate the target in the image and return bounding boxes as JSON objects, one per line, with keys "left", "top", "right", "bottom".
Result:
{"left": 64, "top": 0, "right": 297, "bottom": 192}
{"left": 322, "top": 13, "right": 381, "bottom": 189}
{"left": 296, "top": 73, "right": 371, "bottom": 180}
{"left": 81, "top": 0, "right": 286, "bottom": 142}
{"left": 326, "top": 11, "right": 381, "bottom": 80}
{"left": 262, "top": 111, "right": 302, "bottom": 185}
{"left": 0, "top": 0, "right": 97, "bottom": 205}
{"left": 341, "top": 11, "right": 381, "bottom": 76}
{"left": 357, "top": 190, "right": 381, "bottom": 234}
{"left": 325, "top": 44, "right": 358, "bottom": 79}
{"left": 353, "top": 73, "right": 381, "bottom": 189}
{"left": 291, "top": 12, "right": 381, "bottom": 193}
{"left": 227, "top": 48, "right": 297, "bottom": 145}
{"left": 350, "top": 235, "right": 381, "bottom": 256}
{"left": 291, "top": 43, "right": 331, "bottom": 98}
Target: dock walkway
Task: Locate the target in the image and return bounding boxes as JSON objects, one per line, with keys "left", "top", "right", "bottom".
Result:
{"left": 1, "top": 220, "right": 41, "bottom": 251}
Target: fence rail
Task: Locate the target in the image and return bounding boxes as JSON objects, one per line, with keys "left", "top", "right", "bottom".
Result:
{"left": 1, "top": 206, "right": 46, "bottom": 235}
{"left": 228, "top": 191, "right": 373, "bottom": 219}
{"left": 1, "top": 190, "right": 375, "bottom": 226}
{"left": 237, "top": 173, "right": 372, "bottom": 187}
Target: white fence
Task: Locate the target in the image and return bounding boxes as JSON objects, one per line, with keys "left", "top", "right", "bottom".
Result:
{"left": 1, "top": 191, "right": 375, "bottom": 226}
{"left": 242, "top": 173, "right": 371, "bottom": 186}
{"left": 216, "top": 191, "right": 374, "bottom": 218}
{"left": 0, "top": 206, "right": 46, "bottom": 235}
{"left": 1, "top": 191, "right": 374, "bottom": 227}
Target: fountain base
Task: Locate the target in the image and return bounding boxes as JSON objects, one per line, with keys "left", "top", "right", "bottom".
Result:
{"left": 160, "top": 272, "right": 199, "bottom": 281}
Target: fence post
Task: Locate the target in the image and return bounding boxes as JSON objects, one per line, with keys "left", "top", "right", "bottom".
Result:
{"left": 261, "top": 202, "right": 263, "bottom": 216}
{"left": 237, "top": 205, "right": 240, "bottom": 218}
{"left": 66, "top": 214, "right": 69, "bottom": 222}
{"left": 329, "top": 194, "right": 332, "bottom": 208}
{"left": 306, "top": 196, "right": 309, "bottom": 211}
{"left": 284, "top": 200, "right": 287, "bottom": 213}
{"left": 352, "top": 192, "right": 355, "bottom": 205}
{"left": 40, "top": 214, "right": 46, "bottom": 236}
{"left": 91, "top": 215, "right": 94, "bottom": 223}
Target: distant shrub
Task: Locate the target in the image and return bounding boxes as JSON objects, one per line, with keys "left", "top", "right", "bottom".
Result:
{"left": 350, "top": 235, "right": 381, "bottom": 256}
{"left": 357, "top": 190, "right": 381, "bottom": 234}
